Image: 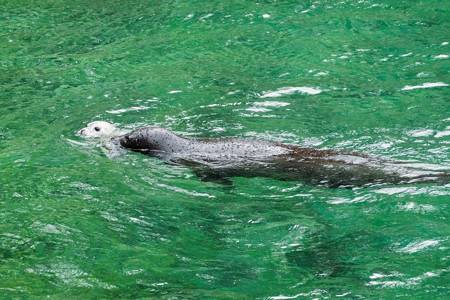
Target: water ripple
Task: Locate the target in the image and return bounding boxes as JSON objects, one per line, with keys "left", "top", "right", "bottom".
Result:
{"left": 394, "top": 239, "right": 442, "bottom": 254}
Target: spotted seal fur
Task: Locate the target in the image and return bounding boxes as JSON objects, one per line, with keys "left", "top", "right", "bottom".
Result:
{"left": 77, "top": 121, "right": 449, "bottom": 188}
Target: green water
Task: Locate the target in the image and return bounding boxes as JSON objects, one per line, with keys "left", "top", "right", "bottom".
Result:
{"left": 1, "top": 0, "right": 449, "bottom": 298}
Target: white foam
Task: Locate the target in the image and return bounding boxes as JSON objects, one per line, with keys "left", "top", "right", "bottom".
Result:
{"left": 270, "top": 290, "right": 324, "bottom": 299}
{"left": 199, "top": 13, "right": 213, "bottom": 21}
{"left": 252, "top": 101, "right": 290, "bottom": 107}
{"left": 395, "top": 240, "right": 440, "bottom": 253}
{"left": 407, "top": 129, "right": 434, "bottom": 137}
{"left": 314, "top": 71, "right": 329, "bottom": 76}
{"left": 260, "top": 87, "right": 322, "bottom": 98}
{"left": 401, "top": 82, "right": 448, "bottom": 91}
{"left": 106, "top": 106, "right": 150, "bottom": 114}
{"left": 416, "top": 71, "right": 433, "bottom": 78}
{"left": 397, "top": 202, "right": 436, "bottom": 213}
{"left": 374, "top": 187, "right": 415, "bottom": 195}
{"left": 435, "top": 130, "right": 450, "bottom": 138}
{"left": 184, "top": 14, "right": 194, "bottom": 20}
{"left": 246, "top": 107, "right": 271, "bottom": 112}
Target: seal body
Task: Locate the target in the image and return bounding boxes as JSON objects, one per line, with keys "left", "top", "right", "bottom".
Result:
{"left": 109, "top": 127, "right": 448, "bottom": 188}
{"left": 77, "top": 122, "right": 449, "bottom": 188}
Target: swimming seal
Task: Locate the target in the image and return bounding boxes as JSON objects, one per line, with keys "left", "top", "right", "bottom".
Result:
{"left": 77, "top": 121, "right": 449, "bottom": 188}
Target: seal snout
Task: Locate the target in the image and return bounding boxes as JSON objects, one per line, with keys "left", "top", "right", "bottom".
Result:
{"left": 76, "top": 128, "right": 86, "bottom": 137}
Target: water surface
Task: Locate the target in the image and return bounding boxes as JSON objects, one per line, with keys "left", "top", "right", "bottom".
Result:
{"left": 1, "top": 0, "right": 449, "bottom": 298}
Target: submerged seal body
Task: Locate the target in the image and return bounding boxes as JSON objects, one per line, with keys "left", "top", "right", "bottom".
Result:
{"left": 78, "top": 121, "right": 449, "bottom": 188}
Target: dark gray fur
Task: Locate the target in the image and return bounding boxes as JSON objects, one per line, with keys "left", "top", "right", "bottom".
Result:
{"left": 111, "top": 127, "right": 449, "bottom": 188}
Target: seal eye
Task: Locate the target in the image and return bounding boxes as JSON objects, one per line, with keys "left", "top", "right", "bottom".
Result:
{"left": 94, "top": 127, "right": 100, "bottom": 132}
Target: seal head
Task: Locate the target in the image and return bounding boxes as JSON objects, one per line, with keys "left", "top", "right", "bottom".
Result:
{"left": 77, "top": 121, "right": 117, "bottom": 139}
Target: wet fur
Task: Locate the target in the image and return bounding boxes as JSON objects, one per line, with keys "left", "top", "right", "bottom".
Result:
{"left": 110, "top": 127, "right": 449, "bottom": 188}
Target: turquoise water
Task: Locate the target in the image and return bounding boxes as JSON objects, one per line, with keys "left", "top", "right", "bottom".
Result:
{"left": 1, "top": 0, "right": 449, "bottom": 298}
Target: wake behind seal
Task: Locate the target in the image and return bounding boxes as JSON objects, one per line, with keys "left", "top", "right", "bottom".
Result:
{"left": 77, "top": 121, "right": 450, "bottom": 188}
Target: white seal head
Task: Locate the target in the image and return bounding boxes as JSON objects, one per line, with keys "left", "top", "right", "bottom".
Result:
{"left": 77, "top": 121, "right": 117, "bottom": 139}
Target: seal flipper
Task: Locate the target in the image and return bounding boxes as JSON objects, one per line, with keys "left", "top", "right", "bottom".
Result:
{"left": 199, "top": 174, "right": 234, "bottom": 185}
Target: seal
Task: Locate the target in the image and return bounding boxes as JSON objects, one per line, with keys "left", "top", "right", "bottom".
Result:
{"left": 77, "top": 121, "right": 449, "bottom": 188}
